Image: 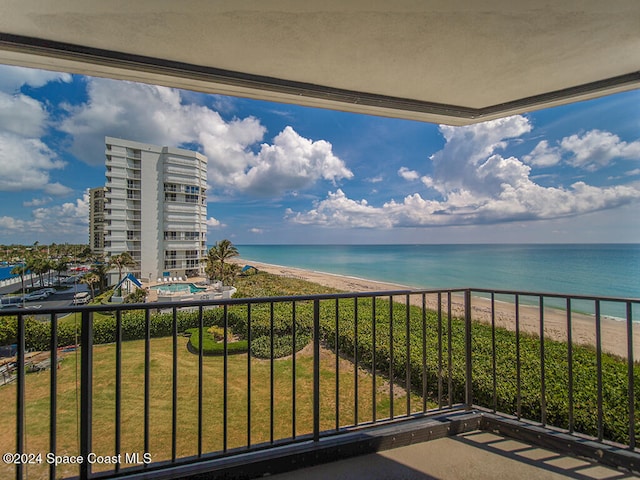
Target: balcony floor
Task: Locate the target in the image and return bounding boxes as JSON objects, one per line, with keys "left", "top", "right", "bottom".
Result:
{"left": 269, "top": 431, "right": 636, "bottom": 480}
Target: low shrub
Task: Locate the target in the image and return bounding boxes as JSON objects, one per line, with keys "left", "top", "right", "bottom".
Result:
{"left": 208, "top": 325, "right": 226, "bottom": 341}
{"left": 250, "top": 333, "right": 311, "bottom": 359}
{"left": 186, "top": 328, "right": 248, "bottom": 355}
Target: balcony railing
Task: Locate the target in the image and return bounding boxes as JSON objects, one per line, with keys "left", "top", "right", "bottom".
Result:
{"left": 0, "top": 288, "right": 637, "bottom": 479}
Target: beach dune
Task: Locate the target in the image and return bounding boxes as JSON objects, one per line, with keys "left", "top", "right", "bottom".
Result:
{"left": 233, "top": 259, "right": 639, "bottom": 360}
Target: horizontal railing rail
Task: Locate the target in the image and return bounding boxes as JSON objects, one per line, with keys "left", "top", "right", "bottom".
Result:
{"left": 0, "top": 287, "right": 637, "bottom": 479}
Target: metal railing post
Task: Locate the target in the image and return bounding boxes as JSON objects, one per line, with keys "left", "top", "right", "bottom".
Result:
{"left": 626, "top": 302, "right": 635, "bottom": 450}
{"left": 80, "top": 310, "right": 93, "bottom": 479}
{"left": 16, "top": 314, "right": 25, "bottom": 480}
{"left": 464, "top": 289, "right": 473, "bottom": 409}
{"left": 313, "top": 299, "right": 320, "bottom": 442}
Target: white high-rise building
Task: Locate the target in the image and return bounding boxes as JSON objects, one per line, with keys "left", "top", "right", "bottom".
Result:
{"left": 99, "top": 137, "right": 208, "bottom": 284}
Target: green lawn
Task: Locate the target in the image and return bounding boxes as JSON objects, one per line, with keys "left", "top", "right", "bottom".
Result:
{"left": 0, "top": 334, "right": 422, "bottom": 479}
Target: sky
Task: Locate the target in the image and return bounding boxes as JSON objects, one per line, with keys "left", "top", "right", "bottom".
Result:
{"left": 0, "top": 64, "right": 639, "bottom": 245}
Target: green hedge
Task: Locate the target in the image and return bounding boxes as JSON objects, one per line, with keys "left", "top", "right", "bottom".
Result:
{"left": 0, "top": 307, "right": 238, "bottom": 351}
{"left": 315, "top": 296, "right": 640, "bottom": 446}
{"left": 250, "top": 333, "right": 311, "bottom": 359}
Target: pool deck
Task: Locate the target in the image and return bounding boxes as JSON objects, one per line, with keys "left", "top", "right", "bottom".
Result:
{"left": 143, "top": 277, "right": 236, "bottom": 302}
{"left": 144, "top": 277, "right": 208, "bottom": 302}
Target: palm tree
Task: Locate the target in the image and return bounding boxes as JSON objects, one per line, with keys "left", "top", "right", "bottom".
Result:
{"left": 206, "top": 240, "right": 239, "bottom": 283}
{"left": 81, "top": 272, "right": 100, "bottom": 300}
{"left": 24, "top": 255, "right": 38, "bottom": 288}
{"left": 53, "top": 258, "right": 69, "bottom": 285}
{"left": 29, "top": 254, "right": 50, "bottom": 287}
{"left": 90, "top": 257, "right": 109, "bottom": 292}
{"left": 109, "top": 252, "right": 136, "bottom": 290}
{"left": 10, "top": 263, "right": 27, "bottom": 292}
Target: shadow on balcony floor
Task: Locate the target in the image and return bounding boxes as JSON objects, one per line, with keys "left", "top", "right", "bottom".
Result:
{"left": 269, "top": 431, "right": 637, "bottom": 480}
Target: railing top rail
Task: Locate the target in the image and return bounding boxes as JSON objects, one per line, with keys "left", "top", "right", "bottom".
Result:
{"left": 468, "top": 287, "right": 640, "bottom": 304}
{"left": 1, "top": 287, "right": 638, "bottom": 318}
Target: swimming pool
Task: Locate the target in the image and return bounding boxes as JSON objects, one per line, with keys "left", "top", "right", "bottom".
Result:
{"left": 151, "top": 283, "right": 206, "bottom": 294}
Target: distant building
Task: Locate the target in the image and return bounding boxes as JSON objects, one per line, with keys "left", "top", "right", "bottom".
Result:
{"left": 89, "top": 187, "right": 107, "bottom": 253}
{"left": 93, "top": 137, "right": 208, "bottom": 284}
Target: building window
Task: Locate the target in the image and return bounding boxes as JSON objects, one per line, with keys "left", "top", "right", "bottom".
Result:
{"left": 164, "top": 231, "right": 177, "bottom": 240}
{"left": 165, "top": 250, "right": 177, "bottom": 259}
{"left": 165, "top": 193, "right": 176, "bottom": 202}
{"left": 185, "top": 185, "right": 199, "bottom": 194}
{"left": 186, "top": 259, "right": 198, "bottom": 269}
{"left": 164, "top": 183, "right": 177, "bottom": 192}
{"left": 185, "top": 194, "right": 198, "bottom": 203}
{"left": 126, "top": 147, "right": 141, "bottom": 159}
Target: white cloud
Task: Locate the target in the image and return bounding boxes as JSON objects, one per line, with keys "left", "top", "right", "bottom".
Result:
{"left": 0, "top": 191, "right": 89, "bottom": 237}
{"left": 0, "top": 65, "right": 72, "bottom": 93}
{"left": 398, "top": 167, "right": 420, "bottom": 181}
{"left": 560, "top": 130, "right": 640, "bottom": 171}
{"left": 249, "top": 228, "right": 264, "bottom": 234}
{"left": 0, "top": 132, "right": 70, "bottom": 193}
{"left": 289, "top": 182, "right": 640, "bottom": 228}
{"left": 429, "top": 116, "right": 532, "bottom": 196}
{"left": 523, "top": 140, "right": 562, "bottom": 167}
{"left": 0, "top": 92, "right": 49, "bottom": 137}
{"left": 288, "top": 116, "right": 640, "bottom": 228}
{"left": 420, "top": 176, "right": 437, "bottom": 190}
{"left": 23, "top": 197, "right": 53, "bottom": 207}
{"left": 206, "top": 217, "right": 225, "bottom": 228}
{"left": 0, "top": 216, "right": 27, "bottom": 231}
{"left": 233, "top": 126, "right": 353, "bottom": 196}
{"left": 286, "top": 189, "right": 393, "bottom": 228}
{"left": 58, "top": 78, "right": 350, "bottom": 196}
{"left": 0, "top": 67, "right": 75, "bottom": 195}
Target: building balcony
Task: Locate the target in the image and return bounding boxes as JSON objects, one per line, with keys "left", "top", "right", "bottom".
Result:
{"left": 164, "top": 203, "right": 201, "bottom": 213}
{"left": 162, "top": 239, "right": 202, "bottom": 248}
{"left": 1, "top": 288, "right": 637, "bottom": 480}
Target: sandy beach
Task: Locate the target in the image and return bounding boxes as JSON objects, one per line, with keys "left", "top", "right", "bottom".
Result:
{"left": 234, "top": 258, "right": 639, "bottom": 360}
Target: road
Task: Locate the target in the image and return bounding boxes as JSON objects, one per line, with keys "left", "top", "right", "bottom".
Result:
{"left": 1, "top": 284, "right": 90, "bottom": 315}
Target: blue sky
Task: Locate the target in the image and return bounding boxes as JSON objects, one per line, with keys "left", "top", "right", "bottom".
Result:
{"left": 0, "top": 64, "right": 639, "bottom": 245}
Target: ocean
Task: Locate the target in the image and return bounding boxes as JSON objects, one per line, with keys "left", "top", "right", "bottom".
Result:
{"left": 236, "top": 244, "right": 640, "bottom": 320}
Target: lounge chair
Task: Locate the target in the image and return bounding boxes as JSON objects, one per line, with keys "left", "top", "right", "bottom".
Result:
{"left": 178, "top": 277, "right": 183, "bottom": 281}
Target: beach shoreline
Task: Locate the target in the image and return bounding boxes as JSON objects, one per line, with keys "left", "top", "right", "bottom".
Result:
{"left": 233, "top": 258, "right": 639, "bottom": 360}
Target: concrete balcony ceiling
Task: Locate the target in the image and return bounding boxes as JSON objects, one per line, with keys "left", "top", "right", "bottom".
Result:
{"left": 0, "top": 1, "right": 638, "bottom": 126}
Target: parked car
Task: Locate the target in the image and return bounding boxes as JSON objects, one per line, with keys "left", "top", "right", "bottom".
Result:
{"left": 24, "top": 291, "right": 48, "bottom": 301}
{"left": 72, "top": 292, "right": 91, "bottom": 305}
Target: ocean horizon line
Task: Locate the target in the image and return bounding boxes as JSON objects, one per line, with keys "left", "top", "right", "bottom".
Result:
{"left": 233, "top": 242, "right": 640, "bottom": 247}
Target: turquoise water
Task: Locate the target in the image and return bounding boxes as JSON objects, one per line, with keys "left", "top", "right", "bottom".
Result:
{"left": 236, "top": 244, "right": 640, "bottom": 320}
{"left": 151, "top": 283, "right": 205, "bottom": 294}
